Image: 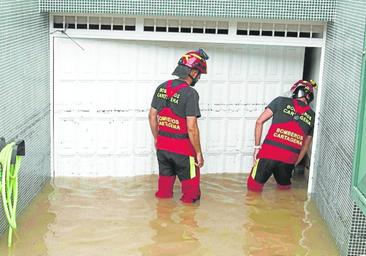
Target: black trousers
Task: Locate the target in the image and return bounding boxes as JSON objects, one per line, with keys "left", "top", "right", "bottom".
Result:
{"left": 157, "top": 150, "right": 196, "bottom": 181}
{"left": 251, "top": 158, "right": 295, "bottom": 185}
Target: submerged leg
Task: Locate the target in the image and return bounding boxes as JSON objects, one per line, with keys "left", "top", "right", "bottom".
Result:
{"left": 277, "top": 184, "right": 291, "bottom": 190}
{"left": 181, "top": 173, "right": 201, "bottom": 203}
{"left": 247, "top": 174, "right": 264, "bottom": 192}
{"left": 155, "top": 175, "right": 176, "bottom": 198}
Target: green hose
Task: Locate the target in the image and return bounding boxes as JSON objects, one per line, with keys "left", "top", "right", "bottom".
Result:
{"left": 0, "top": 142, "right": 22, "bottom": 247}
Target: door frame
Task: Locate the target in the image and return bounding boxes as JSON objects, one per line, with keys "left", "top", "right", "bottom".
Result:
{"left": 352, "top": 27, "right": 366, "bottom": 215}
{"left": 49, "top": 14, "right": 326, "bottom": 194}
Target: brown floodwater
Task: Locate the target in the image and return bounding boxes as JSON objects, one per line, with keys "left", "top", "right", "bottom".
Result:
{"left": 0, "top": 173, "right": 339, "bottom": 256}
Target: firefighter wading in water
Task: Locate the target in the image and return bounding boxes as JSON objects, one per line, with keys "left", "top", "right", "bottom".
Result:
{"left": 247, "top": 80, "right": 318, "bottom": 192}
{"left": 149, "top": 49, "right": 209, "bottom": 203}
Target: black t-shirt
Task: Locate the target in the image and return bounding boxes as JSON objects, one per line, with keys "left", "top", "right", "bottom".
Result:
{"left": 151, "top": 79, "right": 201, "bottom": 118}
{"left": 266, "top": 96, "right": 315, "bottom": 136}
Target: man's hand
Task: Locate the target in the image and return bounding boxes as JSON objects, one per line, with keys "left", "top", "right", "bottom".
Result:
{"left": 196, "top": 152, "right": 204, "bottom": 168}
{"left": 253, "top": 148, "right": 260, "bottom": 165}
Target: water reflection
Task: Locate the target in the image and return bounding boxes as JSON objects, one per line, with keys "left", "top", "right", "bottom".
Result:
{"left": 243, "top": 180, "right": 338, "bottom": 256}
{"left": 140, "top": 200, "right": 201, "bottom": 255}
{"left": 0, "top": 174, "right": 339, "bottom": 256}
{"left": 243, "top": 189, "right": 308, "bottom": 255}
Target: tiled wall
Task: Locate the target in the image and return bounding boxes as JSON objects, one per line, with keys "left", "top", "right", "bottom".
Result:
{"left": 313, "top": 0, "right": 366, "bottom": 255}
{"left": 0, "top": 1, "right": 50, "bottom": 234}
{"left": 39, "top": 0, "right": 335, "bottom": 21}
{"left": 1, "top": 0, "right": 366, "bottom": 254}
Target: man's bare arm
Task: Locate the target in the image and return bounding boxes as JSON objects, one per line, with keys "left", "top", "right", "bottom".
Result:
{"left": 148, "top": 108, "right": 159, "bottom": 145}
{"left": 295, "top": 135, "right": 312, "bottom": 166}
{"left": 253, "top": 108, "right": 273, "bottom": 163}
{"left": 255, "top": 108, "right": 273, "bottom": 146}
{"left": 187, "top": 116, "right": 204, "bottom": 167}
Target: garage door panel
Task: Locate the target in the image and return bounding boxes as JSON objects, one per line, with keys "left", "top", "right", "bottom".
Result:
{"left": 227, "top": 82, "right": 246, "bottom": 107}
{"left": 225, "top": 118, "right": 244, "bottom": 150}
{"left": 248, "top": 46, "right": 265, "bottom": 81}
{"left": 245, "top": 81, "right": 263, "bottom": 104}
{"left": 114, "top": 119, "right": 133, "bottom": 153}
{"left": 194, "top": 80, "right": 210, "bottom": 106}
{"left": 54, "top": 39, "right": 78, "bottom": 80}
{"left": 243, "top": 156, "right": 253, "bottom": 172}
{"left": 55, "top": 117, "right": 78, "bottom": 155}
{"left": 137, "top": 44, "right": 157, "bottom": 80}
{"left": 114, "top": 156, "right": 133, "bottom": 176}
{"left": 77, "top": 41, "right": 98, "bottom": 80}
{"left": 113, "top": 82, "right": 132, "bottom": 110}
{"left": 205, "top": 154, "right": 224, "bottom": 173}
{"left": 264, "top": 81, "right": 282, "bottom": 104}
{"left": 284, "top": 48, "right": 305, "bottom": 80}
{"left": 77, "top": 118, "right": 97, "bottom": 155}
{"left": 243, "top": 118, "right": 256, "bottom": 145}
{"left": 54, "top": 81, "right": 74, "bottom": 107}
{"left": 54, "top": 38, "right": 304, "bottom": 176}
{"left": 120, "top": 43, "right": 138, "bottom": 75}
{"left": 134, "top": 155, "right": 153, "bottom": 175}
{"left": 83, "top": 82, "right": 99, "bottom": 110}
{"left": 210, "top": 47, "right": 229, "bottom": 81}
{"left": 61, "top": 81, "right": 96, "bottom": 109}
{"left": 92, "top": 81, "right": 118, "bottom": 109}
{"left": 204, "top": 118, "right": 226, "bottom": 152}
{"left": 134, "top": 81, "right": 156, "bottom": 111}
{"left": 209, "top": 81, "right": 229, "bottom": 105}
{"left": 228, "top": 47, "right": 248, "bottom": 81}
{"left": 165, "top": 44, "right": 194, "bottom": 74}
{"left": 197, "top": 118, "right": 208, "bottom": 149}
{"left": 152, "top": 156, "right": 158, "bottom": 174}
{"left": 156, "top": 45, "right": 177, "bottom": 78}
{"left": 55, "top": 156, "right": 77, "bottom": 176}
{"left": 134, "top": 119, "right": 153, "bottom": 153}
{"left": 98, "top": 41, "right": 124, "bottom": 80}
{"left": 93, "top": 156, "right": 115, "bottom": 176}
{"left": 224, "top": 154, "right": 243, "bottom": 172}
{"left": 265, "top": 47, "right": 284, "bottom": 80}
{"left": 115, "top": 82, "right": 135, "bottom": 112}
{"left": 95, "top": 117, "right": 116, "bottom": 155}
{"left": 105, "top": 81, "right": 135, "bottom": 110}
{"left": 78, "top": 157, "right": 97, "bottom": 176}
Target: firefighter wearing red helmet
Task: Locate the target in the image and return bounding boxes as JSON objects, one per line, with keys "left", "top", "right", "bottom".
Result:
{"left": 247, "top": 80, "right": 318, "bottom": 192}
{"left": 148, "top": 49, "right": 209, "bottom": 203}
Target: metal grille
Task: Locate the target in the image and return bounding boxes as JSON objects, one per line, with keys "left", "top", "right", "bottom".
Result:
{"left": 40, "top": 0, "right": 335, "bottom": 21}
{"left": 348, "top": 204, "right": 366, "bottom": 256}
{"left": 53, "top": 15, "right": 136, "bottom": 31}
{"left": 51, "top": 15, "right": 325, "bottom": 40}
{"left": 313, "top": 0, "right": 366, "bottom": 255}
{"left": 0, "top": 0, "right": 50, "bottom": 234}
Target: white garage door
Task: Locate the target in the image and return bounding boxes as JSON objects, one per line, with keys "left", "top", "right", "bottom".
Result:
{"left": 54, "top": 37, "right": 304, "bottom": 176}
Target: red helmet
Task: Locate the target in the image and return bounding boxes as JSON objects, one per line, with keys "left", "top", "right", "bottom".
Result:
{"left": 291, "top": 80, "right": 318, "bottom": 104}
{"left": 177, "top": 49, "right": 209, "bottom": 74}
